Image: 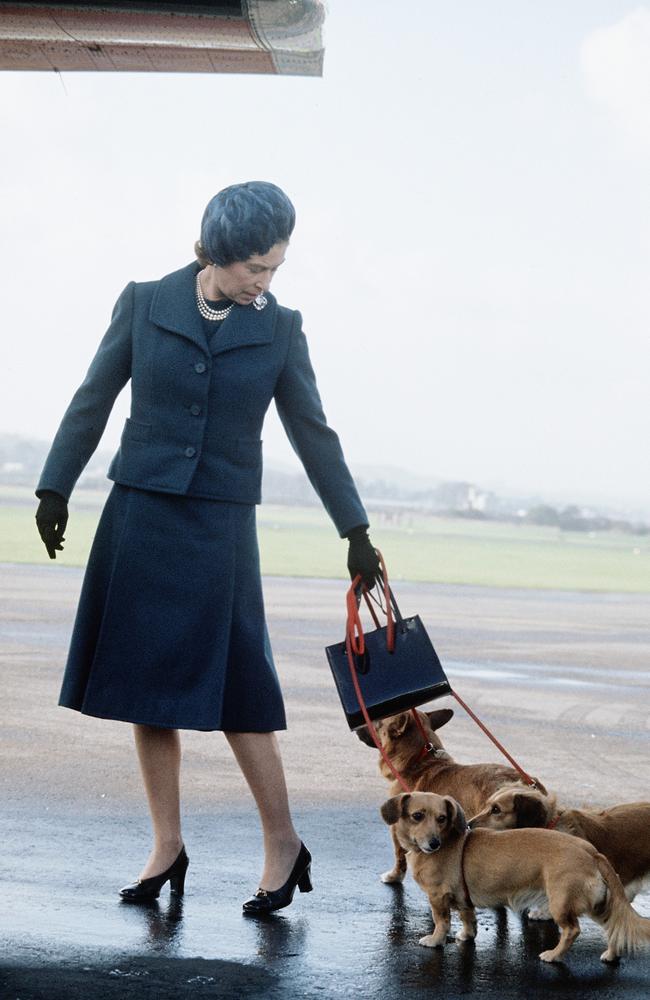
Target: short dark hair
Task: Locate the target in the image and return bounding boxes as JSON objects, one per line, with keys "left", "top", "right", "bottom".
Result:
{"left": 196, "top": 181, "right": 295, "bottom": 267}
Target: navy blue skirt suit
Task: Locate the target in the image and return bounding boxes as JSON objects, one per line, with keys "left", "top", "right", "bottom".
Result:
{"left": 37, "top": 261, "right": 367, "bottom": 731}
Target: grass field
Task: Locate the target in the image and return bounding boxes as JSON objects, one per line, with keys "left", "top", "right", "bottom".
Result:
{"left": 3, "top": 487, "right": 649, "bottom": 592}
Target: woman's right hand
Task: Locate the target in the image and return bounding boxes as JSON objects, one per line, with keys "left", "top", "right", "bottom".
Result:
{"left": 35, "top": 491, "right": 69, "bottom": 559}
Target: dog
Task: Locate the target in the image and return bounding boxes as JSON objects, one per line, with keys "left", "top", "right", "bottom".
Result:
{"left": 380, "top": 790, "right": 650, "bottom": 963}
{"left": 469, "top": 786, "right": 650, "bottom": 902}
{"left": 357, "top": 707, "right": 547, "bottom": 883}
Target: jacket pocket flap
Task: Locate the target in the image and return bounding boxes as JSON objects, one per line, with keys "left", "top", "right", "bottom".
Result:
{"left": 123, "top": 418, "right": 151, "bottom": 443}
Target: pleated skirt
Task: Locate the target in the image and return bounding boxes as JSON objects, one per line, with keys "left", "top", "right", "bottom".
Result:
{"left": 58, "top": 484, "right": 287, "bottom": 732}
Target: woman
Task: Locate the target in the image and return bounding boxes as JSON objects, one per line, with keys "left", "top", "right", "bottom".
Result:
{"left": 35, "top": 181, "right": 380, "bottom": 914}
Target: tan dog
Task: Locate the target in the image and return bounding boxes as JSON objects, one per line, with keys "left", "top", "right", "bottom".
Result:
{"left": 469, "top": 786, "right": 650, "bottom": 901}
{"left": 357, "top": 707, "right": 547, "bottom": 883}
{"left": 380, "top": 790, "right": 650, "bottom": 963}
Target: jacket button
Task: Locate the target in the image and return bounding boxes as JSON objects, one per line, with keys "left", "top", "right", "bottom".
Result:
{"left": 194, "top": 362, "right": 206, "bottom": 374}
{"left": 190, "top": 404, "right": 201, "bottom": 416}
{"left": 184, "top": 446, "right": 196, "bottom": 458}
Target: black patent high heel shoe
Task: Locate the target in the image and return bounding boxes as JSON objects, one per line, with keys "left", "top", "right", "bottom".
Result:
{"left": 242, "top": 842, "right": 312, "bottom": 915}
{"left": 119, "top": 846, "right": 189, "bottom": 902}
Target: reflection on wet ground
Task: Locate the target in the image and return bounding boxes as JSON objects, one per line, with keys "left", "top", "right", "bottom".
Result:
{"left": 2, "top": 807, "right": 649, "bottom": 999}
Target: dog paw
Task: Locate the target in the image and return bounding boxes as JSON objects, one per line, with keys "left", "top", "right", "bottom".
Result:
{"left": 419, "top": 934, "right": 444, "bottom": 948}
{"left": 380, "top": 869, "right": 405, "bottom": 884}
{"left": 538, "top": 950, "right": 561, "bottom": 963}
{"left": 600, "top": 949, "right": 620, "bottom": 964}
{"left": 528, "top": 907, "right": 553, "bottom": 921}
{"left": 455, "top": 930, "right": 476, "bottom": 943}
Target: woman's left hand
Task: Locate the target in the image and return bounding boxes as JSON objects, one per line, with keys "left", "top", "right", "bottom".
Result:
{"left": 346, "top": 525, "right": 381, "bottom": 589}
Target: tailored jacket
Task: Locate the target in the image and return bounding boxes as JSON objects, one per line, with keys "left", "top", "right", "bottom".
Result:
{"left": 37, "top": 261, "right": 367, "bottom": 538}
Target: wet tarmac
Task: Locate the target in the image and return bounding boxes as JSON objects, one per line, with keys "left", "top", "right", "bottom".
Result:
{"left": 3, "top": 804, "right": 650, "bottom": 1000}
{"left": 1, "top": 565, "right": 650, "bottom": 998}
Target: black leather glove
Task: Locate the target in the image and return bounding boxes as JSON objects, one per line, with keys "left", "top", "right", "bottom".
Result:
{"left": 35, "top": 490, "right": 68, "bottom": 559}
{"left": 346, "top": 524, "right": 381, "bottom": 589}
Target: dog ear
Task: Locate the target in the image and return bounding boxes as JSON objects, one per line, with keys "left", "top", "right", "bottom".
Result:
{"left": 387, "top": 713, "right": 410, "bottom": 738}
{"left": 355, "top": 725, "right": 376, "bottom": 748}
{"left": 426, "top": 708, "right": 454, "bottom": 731}
{"left": 513, "top": 792, "right": 548, "bottom": 828}
{"left": 380, "top": 794, "right": 411, "bottom": 826}
{"left": 445, "top": 796, "right": 468, "bottom": 835}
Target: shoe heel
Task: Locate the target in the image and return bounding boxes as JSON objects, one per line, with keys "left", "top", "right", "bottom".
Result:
{"left": 298, "top": 866, "right": 313, "bottom": 893}
{"left": 120, "top": 845, "right": 188, "bottom": 902}
{"left": 170, "top": 872, "right": 186, "bottom": 895}
{"left": 165, "top": 847, "right": 189, "bottom": 896}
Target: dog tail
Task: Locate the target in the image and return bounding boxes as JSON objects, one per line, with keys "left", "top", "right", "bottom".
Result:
{"left": 594, "top": 853, "right": 650, "bottom": 958}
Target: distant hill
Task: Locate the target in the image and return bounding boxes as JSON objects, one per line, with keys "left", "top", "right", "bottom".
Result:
{"left": 0, "top": 433, "right": 443, "bottom": 505}
{"left": 350, "top": 464, "right": 442, "bottom": 492}
{"left": 1, "top": 432, "right": 647, "bottom": 533}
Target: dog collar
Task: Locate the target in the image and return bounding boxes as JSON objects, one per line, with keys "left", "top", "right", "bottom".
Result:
{"left": 410, "top": 711, "right": 443, "bottom": 764}
{"left": 415, "top": 741, "right": 437, "bottom": 761}
{"left": 412, "top": 743, "right": 453, "bottom": 766}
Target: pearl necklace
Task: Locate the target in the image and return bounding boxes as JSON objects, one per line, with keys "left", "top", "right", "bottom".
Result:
{"left": 195, "top": 273, "right": 235, "bottom": 321}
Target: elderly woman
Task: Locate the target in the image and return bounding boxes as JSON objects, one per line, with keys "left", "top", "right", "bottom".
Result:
{"left": 35, "top": 181, "right": 379, "bottom": 914}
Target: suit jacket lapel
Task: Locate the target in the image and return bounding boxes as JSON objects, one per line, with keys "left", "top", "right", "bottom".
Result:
{"left": 210, "top": 295, "right": 277, "bottom": 356}
{"left": 150, "top": 260, "right": 277, "bottom": 356}
{"left": 149, "top": 261, "right": 206, "bottom": 352}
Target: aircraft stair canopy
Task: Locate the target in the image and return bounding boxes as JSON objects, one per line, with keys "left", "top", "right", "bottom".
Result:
{"left": 0, "top": 1, "right": 325, "bottom": 76}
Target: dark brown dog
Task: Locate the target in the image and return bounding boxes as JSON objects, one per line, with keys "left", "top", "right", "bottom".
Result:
{"left": 469, "top": 786, "right": 650, "bottom": 901}
{"left": 357, "top": 707, "right": 547, "bottom": 883}
{"left": 381, "top": 791, "right": 650, "bottom": 963}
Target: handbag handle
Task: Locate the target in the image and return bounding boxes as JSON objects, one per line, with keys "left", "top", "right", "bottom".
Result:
{"left": 343, "top": 549, "right": 412, "bottom": 792}
{"left": 346, "top": 548, "right": 395, "bottom": 655}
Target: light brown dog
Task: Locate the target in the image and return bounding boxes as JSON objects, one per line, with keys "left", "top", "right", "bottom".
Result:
{"left": 469, "top": 786, "right": 650, "bottom": 901}
{"left": 357, "top": 707, "right": 547, "bottom": 883}
{"left": 380, "top": 791, "right": 650, "bottom": 963}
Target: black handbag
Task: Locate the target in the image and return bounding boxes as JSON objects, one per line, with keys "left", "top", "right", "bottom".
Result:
{"left": 325, "top": 558, "right": 451, "bottom": 730}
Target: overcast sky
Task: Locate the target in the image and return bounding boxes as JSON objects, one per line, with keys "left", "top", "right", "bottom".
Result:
{"left": 2, "top": 1, "right": 649, "bottom": 516}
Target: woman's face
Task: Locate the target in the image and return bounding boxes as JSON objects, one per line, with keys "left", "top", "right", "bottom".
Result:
{"left": 209, "top": 241, "right": 288, "bottom": 305}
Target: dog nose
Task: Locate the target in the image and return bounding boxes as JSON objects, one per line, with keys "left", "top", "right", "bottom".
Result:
{"left": 428, "top": 837, "right": 440, "bottom": 851}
